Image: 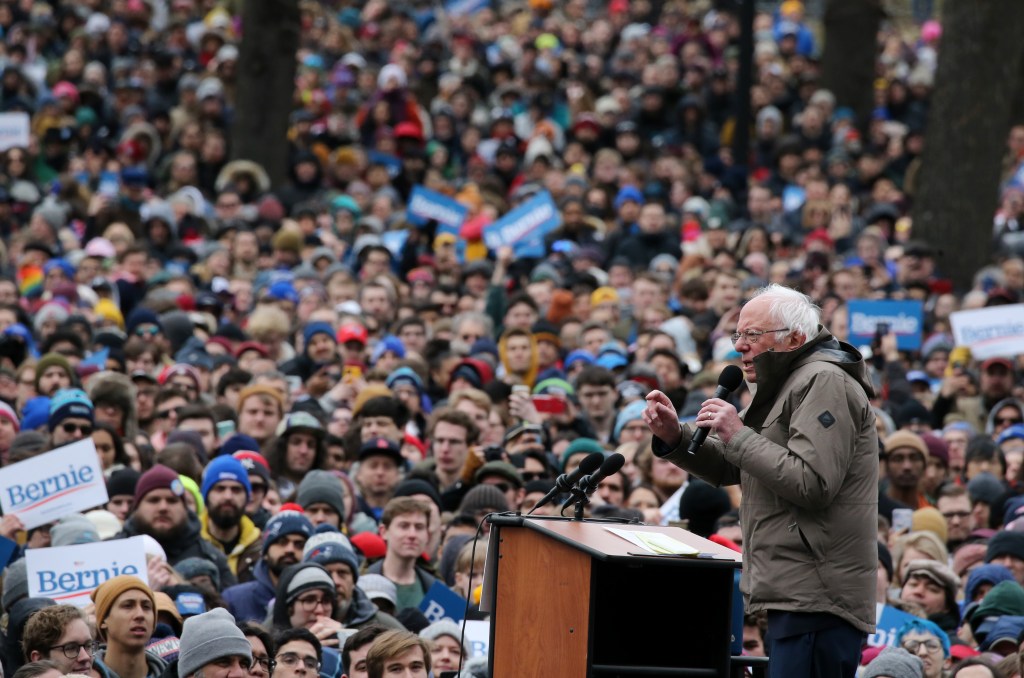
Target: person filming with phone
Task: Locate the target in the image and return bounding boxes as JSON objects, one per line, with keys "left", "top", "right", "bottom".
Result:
{"left": 643, "top": 285, "right": 878, "bottom": 677}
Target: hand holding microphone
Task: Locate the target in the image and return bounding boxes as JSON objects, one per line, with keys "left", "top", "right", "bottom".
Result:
{"left": 690, "top": 365, "right": 744, "bottom": 454}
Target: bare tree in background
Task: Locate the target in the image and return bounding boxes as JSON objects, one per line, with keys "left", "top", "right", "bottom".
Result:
{"left": 231, "top": 0, "right": 300, "bottom": 189}
{"left": 911, "top": 1, "right": 1024, "bottom": 293}
{"left": 821, "top": 0, "right": 886, "bottom": 132}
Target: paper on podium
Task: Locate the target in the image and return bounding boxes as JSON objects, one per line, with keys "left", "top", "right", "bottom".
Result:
{"left": 605, "top": 527, "right": 699, "bottom": 555}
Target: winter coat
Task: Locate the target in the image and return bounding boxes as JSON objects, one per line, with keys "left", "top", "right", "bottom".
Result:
{"left": 93, "top": 648, "right": 167, "bottom": 678}
{"left": 117, "top": 512, "right": 236, "bottom": 589}
{"left": 222, "top": 560, "right": 276, "bottom": 623}
{"left": 654, "top": 326, "right": 878, "bottom": 633}
{"left": 200, "top": 512, "right": 262, "bottom": 576}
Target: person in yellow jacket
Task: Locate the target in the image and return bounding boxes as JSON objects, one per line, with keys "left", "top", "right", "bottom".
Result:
{"left": 199, "top": 455, "right": 263, "bottom": 576}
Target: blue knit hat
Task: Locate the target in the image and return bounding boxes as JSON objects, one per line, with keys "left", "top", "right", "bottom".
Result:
{"left": 386, "top": 366, "right": 423, "bottom": 392}
{"left": 218, "top": 433, "right": 260, "bottom": 458}
{"left": 20, "top": 396, "right": 51, "bottom": 431}
{"left": 201, "top": 456, "right": 252, "bottom": 501}
{"left": 564, "top": 350, "right": 594, "bottom": 369}
{"left": 48, "top": 388, "right": 94, "bottom": 430}
{"left": 895, "top": 618, "right": 950, "bottom": 657}
{"left": 262, "top": 510, "right": 314, "bottom": 555}
{"left": 371, "top": 335, "right": 405, "bottom": 364}
{"left": 613, "top": 400, "right": 647, "bottom": 441}
{"left": 302, "top": 322, "right": 336, "bottom": 349}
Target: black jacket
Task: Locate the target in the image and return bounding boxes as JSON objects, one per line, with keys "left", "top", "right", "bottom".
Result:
{"left": 117, "top": 512, "right": 236, "bottom": 588}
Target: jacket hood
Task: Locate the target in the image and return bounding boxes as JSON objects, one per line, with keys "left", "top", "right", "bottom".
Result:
{"left": 748, "top": 325, "right": 874, "bottom": 417}
{"left": 344, "top": 585, "right": 380, "bottom": 626}
{"left": 985, "top": 397, "right": 1024, "bottom": 435}
{"left": 271, "top": 562, "right": 335, "bottom": 629}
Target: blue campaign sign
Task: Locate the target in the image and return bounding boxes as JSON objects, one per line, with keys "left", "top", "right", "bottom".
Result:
{"left": 380, "top": 230, "right": 409, "bottom": 258}
{"left": 419, "top": 581, "right": 468, "bottom": 623}
{"left": 847, "top": 299, "right": 924, "bottom": 350}
{"left": 867, "top": 604, "right": 919, "bottom": 648}
{"left": 446, "top": 0, "right": 488, "bottom": 15}
{"left": 483, "top": 191, "right": 562, "bottom": 257}
{"left": 406, "top": 186, "right": 468, "bottom": 231}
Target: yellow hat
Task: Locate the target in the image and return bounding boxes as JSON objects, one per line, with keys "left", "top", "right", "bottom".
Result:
{"left": 591, "top": 286, "right": 620, "bottom": 307}
{"left": 94, "top": 298, "right": 125, "bottom": 330}
{"left": 433, "top": 233, "right": 457, "bottom": 251}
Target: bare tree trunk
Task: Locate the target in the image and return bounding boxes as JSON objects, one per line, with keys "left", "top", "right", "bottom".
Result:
{"left": 821, "top": 0, "right": 885, "bottom": 132}
{"left": 911, "top": 0, "right": 1024, "bottom": 293}
{"left": 231, "top": 0, "right": 300, "bottom": 189}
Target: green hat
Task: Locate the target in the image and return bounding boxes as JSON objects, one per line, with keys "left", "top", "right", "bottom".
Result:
{"left": 560, "top": 438, "right": 605, "bottom": 471}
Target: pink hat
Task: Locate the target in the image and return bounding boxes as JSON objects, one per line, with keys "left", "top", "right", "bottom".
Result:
{"left": 0, "top": 401, "right": 19, "bottom": 433}
{"left": 84, "top": 237, "right": 117, "bottom": 259}
{"left": 52, "top": 81, "right": 79, "bottom": 104}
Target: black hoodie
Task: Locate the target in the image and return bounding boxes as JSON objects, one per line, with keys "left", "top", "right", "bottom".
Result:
{"left": 117, "top": 512, "right": 236, "bottom": 588}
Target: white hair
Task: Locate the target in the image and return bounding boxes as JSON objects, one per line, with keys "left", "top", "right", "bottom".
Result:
{"left": 749, "top": 284, "right": 820, "bottom": 344}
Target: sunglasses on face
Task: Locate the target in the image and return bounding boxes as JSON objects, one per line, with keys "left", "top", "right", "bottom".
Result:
{"left": 61, "top": 422, "right": 93, "bottom": 435}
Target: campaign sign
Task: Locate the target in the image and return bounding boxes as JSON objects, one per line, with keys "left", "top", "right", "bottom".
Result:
{"left": 867, "top": 603, "right": 919, "bottom": 648}
{"left": 27, "top": 536, "right": 148, "bottom": 607}
{"left": 847, "top": 300, "right": 924, "bottom": 351}
{"left": 406, "top": 185, "right": 468, "bottom": 231}
{"left": 483, "top": 191, "right": 562, "bottom": 258}
{"left": 0, "top": 438, "right": 107, "bottom": 530}
{"left": 0, "top": 112, "right": 30, "bottom": 152}
{"left": 380, "top": 230, "right": 409, "bottom": 258}
{"left": 446, "top": 0, "right": 488, "bottom": 15}
{"left": 462, "top": 620, "right": 490, "bottom": 658}
{"left": 419, "top": 581, "right": 468, "bottom": 623}
{"left": 951, "top": 304, "right": 1024, "bottom": 360}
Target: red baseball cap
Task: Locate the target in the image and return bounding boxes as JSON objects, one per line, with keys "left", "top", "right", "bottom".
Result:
{"left": 337, "top": 324, "right": 368, "bottom": 346}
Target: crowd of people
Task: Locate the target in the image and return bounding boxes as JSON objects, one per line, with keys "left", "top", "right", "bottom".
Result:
{"left": 0, "top": 0, "right": 1021, "bottom": 675}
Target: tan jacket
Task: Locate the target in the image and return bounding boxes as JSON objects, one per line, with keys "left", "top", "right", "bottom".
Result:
{"left": 656, "top": 327, "right": 878, "bottom": 633}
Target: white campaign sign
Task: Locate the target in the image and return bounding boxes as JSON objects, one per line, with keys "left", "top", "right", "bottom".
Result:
{"left": 0, "top": 438, "right": 108, "bottom": 529}
{"left": 26, "top": 536, "right": 149, "bottom": 607}
{"left": 950, "top": 304, "right": 1024, "bottom": 360}
{"left": 462, "top": 620, "right": 490, "bottom": 658}
{"left": 0, "top": 112, "right": 30, "bottom": 152}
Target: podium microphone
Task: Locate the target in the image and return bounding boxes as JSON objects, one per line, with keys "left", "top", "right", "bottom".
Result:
{"left": 562, "top": 453, "right": 625, "bottom": 510}
{"left": 687, "top": 365, "right": 744, "bottom": 455}
{"left": 527, "top": 452, "right": 604, "bottom": 515}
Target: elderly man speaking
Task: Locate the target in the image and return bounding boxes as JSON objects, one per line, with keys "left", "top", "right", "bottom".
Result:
{"left": 644, "top": 284, "right": 878, "bottom": 677}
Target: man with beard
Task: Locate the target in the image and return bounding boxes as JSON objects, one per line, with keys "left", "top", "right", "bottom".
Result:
{"left": 302, "top": 532, "right": 403, "bottom": 632}
{"left": 116, "top": 465, "right": 236, "bottom": 589}
{"left": 199, "top": 456, "right": 262, "bottom": 577}
{"left": 222, "top": 510, "right": 315, "bottom": 622}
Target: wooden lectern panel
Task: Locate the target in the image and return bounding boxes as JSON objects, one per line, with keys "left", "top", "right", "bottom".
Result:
{"left": 492, "top": 526, "right": 592, "bottom": 677}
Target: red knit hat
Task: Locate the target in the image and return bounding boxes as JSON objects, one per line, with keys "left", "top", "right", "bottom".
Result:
{"left": 133, "top": 464, "right": 185, "bottom": 508}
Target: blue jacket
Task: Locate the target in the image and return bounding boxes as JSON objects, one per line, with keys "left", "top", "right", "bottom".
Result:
{"left": 222, "top": 560, "right": 276, "bottom": 622}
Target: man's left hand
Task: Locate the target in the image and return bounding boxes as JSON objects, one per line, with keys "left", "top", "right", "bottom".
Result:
{"left": 696, "top": 398, "right": 743, "bottom": 444}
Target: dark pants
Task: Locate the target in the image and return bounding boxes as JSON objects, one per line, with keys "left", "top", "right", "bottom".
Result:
{"left": 766, "top": 612, "right": 864, "bottom": 678}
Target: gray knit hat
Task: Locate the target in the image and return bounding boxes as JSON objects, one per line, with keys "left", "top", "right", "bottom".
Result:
{"left": 178, "top": 608, "right": 252, "bottom": 678}
{"left": 51, "top": 514, "right": 100, "bottom": 547}
{"left": 175, "top": 557, "right": 221, "bottom": 591}
{"left": 302, "top": 532, "right": 360, "bottom": 580}
{"left": 296, "top": 471, "right": 347, "bottom": 522}
{"left": 861, "top": 646, "right": 924, "bottom": 678}
{"left": 419, "top": 620, "right": 469, "bottom": 657}
{"left": 458, "top": 484, "right": 509, "bottom": 516}
{"left": 2, "top": 559, "right": 28, "bottom": 611}
{"left": 357, "top": 574, "right": 397, "bottom": 607}
{"left": 285, "top": 563, "right": 336, "bottom": 605}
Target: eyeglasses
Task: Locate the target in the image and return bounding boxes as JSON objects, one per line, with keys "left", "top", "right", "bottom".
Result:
{"left": 295, "top": 593, "right": 332, "bottom": 611}
{"left": 730, "top": 328, "right": 790, "bottom": 346}
{"left": 276, "top": 653, "right": 320, "bottom": 671}
{"left": 61, "top": 422, "right": 93, "bottom": 435}
{"left": 901, "top": 638, "right": 942, "bottom": 654}
{"left": 250, "top": 483, "right": 268, "bottom": 494}
{"left": 489, "top": 482, "right": 512, "bottom": 493}
{"left": 520, "top": 472, "right": 547, "bottom": 482}
{"left": 251, "top": 656, "right": 276, "bottom": 674}
{"left": 941, "top": 511, "right": 970, "bottom": 520}
{"left": 49, "top": 641, "right": 99, "bottom": 659}
{"left": 155, "top": 407, "right": 182, "bottom": 420}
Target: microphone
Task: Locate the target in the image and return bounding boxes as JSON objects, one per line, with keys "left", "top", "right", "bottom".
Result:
{"left": 562, "top": 453, "right": 626, "bottom": 509}
{"left": 687, "top": 365, "right": 744, "bottom": 455}
{"left": 527, "top": 452, "right": 604, "bottom": 515}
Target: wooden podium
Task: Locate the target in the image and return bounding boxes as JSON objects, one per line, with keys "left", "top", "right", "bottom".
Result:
{"left": 485, "top": 515, "right": 742, "bottom": 677}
